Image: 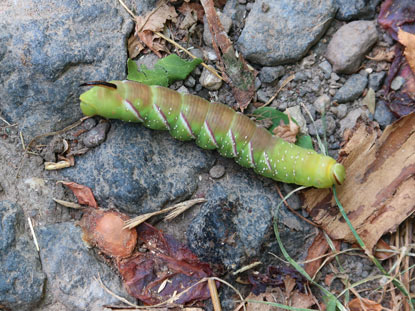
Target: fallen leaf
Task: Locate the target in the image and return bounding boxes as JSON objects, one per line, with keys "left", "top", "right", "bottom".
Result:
{"left": 348, "top": 297, "right": 382, "bottom": 311}
{"left": 117, "top": 223, "right": 214, "bottom": 305}
{"left": 248, "top": 266, "right": 306, "bottom": 295}
{"left": 366, "top": 48, "right": 395, "bottom": 62}
{"left": 272, "top": 112, "right": 300, "bottom": 143}
{"left": 374, "top": 238, "right": 394, "bottom": 260}
{"left": 178, "top": 2, "right": 204, "bottom": 22}
{"left": 379, "top": 0, "right": 415, "bottom": 116}
{"left": 398, "top": 28, "right": 415, "bottom": 74}
{"left": 58, "top": 181, "right": 98, "bottom": 208}
{"left": 79, "top": 209, "right": 137, "bottom": 259}
{"left": 134, "top": 3, "right": 178, "bottom": 57}
{"left": 303, "top": 114, "right": 415, "bottom": 252}
{"left": 304, "top": 231, "right": 340, "bottom": 278}
{"left": 324, "top": 273, "right": 335, "bottom": 287}
{"left": 362, "top": 88, "right": 376, "bottom": 115}
{"left": 200, "top": 0, "right": 257, "bottom": 111}
{"left": 246, "top": 289, "right": 285, "bottom": 311}
{"left": 290, "top": 290, "right": 316, "bottom": 308}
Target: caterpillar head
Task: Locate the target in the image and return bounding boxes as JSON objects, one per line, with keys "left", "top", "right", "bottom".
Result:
{"left": 331, "top": 163, "right": 345, "bottom": 185}
{"left": 79, "top": 81, "right": 120, "bottom": 117}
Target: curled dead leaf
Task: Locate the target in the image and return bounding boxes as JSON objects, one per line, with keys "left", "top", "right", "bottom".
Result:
{"left": 348, "top": 297, "right": 382, "bottom": 311}
{"left": 58, "top": 181, "right": 98, "bottom": 208}
{"left": 79, "top": 209, "right": 137, "bottom": 259}
{"left": 398, "top": 28, "right": 415, "bottom": 74}
{"left": 272, "top": 112, "right": 300, "bottom": 143}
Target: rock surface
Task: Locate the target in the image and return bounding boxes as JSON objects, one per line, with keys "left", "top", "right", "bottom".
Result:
{"left": 335, "top": 0, "right": 381, "bottom": 21}
{"left": 334, "top": 73, "right": 368, "bottom": 103}
{"left": 326, "top": 21, "right": 378, "bottom": 74}
{"left": 62, "top": 121, "right": 215, "bottom": 213}
{"left": 36, "top": 222, "right": 132, "bottom": 311}
{"left": 237, "top": 0, "right": 336, "bottom": 65}
{"left": 0, "top": 201, "right": 45, "bottom": 311}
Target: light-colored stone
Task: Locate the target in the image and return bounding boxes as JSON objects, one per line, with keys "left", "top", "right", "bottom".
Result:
{"left": 199, "top": 67, "right": 222, "bottom": 90}
{"left": 326, "top": 21, "right": 378, "bottom": 74}
{"left": 285, "top": 106, "right": 307, "bottom": 134}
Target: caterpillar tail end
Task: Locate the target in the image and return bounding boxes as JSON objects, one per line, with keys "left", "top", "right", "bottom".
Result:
{"left": 331, "top": 163, "right": 345, "bottom": 185}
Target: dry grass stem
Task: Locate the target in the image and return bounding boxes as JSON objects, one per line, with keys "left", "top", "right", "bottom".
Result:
{"left": 123, "top": 198, "right": 205, "bottom": 229}
{"left": 164, "top": 198, "right": 206, "bottom": 221}
{"left": 27, "top": 217, "right": 40, "bottom": 252}
{"left": 45, "top": 161, "right": 72, "bottom": 170}
{"left": 53, "top": 198, "right": 83, "bottom": 209}
{"left": 232, "top": 261, "right": 262, "bottom": 275}
{"left": 208, "top": 278, "right": 222, "bottom": 311}
{"left": 19, "top": 131, "right": 26, "bottom": 150}
{"left": 0, "top": 116, "right": 11, "bottom": 126}
{"left": 260, "top": 74, "right": 295, "bottom": 108}
{"left": 95, "top": 274, "right": 139, "bottom": 308}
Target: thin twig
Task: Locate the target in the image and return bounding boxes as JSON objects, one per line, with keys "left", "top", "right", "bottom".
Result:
{"left": 208, "top": 278, "right": 222, "bottom": 311}
{"left": 164, "top": 198, "right": 206, "bottom": 221}
{"left": 95, "top": 274, "right": 139, "bottom": 308}
{"left": 232, "top": 261, "right": 262, "bottom": 275}
{"left": 260, "top": 74, "right": 295, "bottom": 108}
{"left": 28, "top": 217, "right": 40, "bottom": 252}
{"left": 275, "top": 184, "right": 319, "bottom": 228}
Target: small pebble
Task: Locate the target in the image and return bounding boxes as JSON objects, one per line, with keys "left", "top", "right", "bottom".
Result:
{"left": 209, "top": 165, "right": 225, "bottom": 179}
{"left": 199, "top": 67, "right": 222, "bottom": 90}
{"left": 259, "top": 66, "right": 285, "bottom": 84}
{"left": 368, "top": 71, "right": 386, "bottom": 91}
{"left": 319, "top": 60, "right": 332, "bottom": 79}
{"left": 333, "top": 104, "right": 348, "bottom": 119}
{"left": 313, "top": 94, "right": 330, "bottom": 114}
{"left": 177, "top": 86, "right": 189, "bottom": 94}
{"left": 330, "top": 72, "right": 340, "bottom": 81}
{"left": 334, "top": 73, "right": 368, "bottom": 103}
{"left": 391, "top": 76, "right": 405, "bottom": 91}
{"left": 83, "top": 122, "right": 110, "bottom": 148}
{"left": 82, "top": 118, "right": 97, "bottom": 131}
{"left": 374, "top": 100, "right": 395, "bottom": 127}
{"left": 184, "top": 76, "right": 196, "bottom": 88}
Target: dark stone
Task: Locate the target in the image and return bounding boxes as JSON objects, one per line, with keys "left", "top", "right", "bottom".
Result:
{"left": 335, "top": 0, "right": 381, "bottom": 21}
{"left": 0, "top": 0, "right": 136, "bottom": 138}
{"left": 187, "top": 170, "right": 311, "bottom": 269}
{"left": 36, "top": 222, "right": 131, "bottom": 310}
{"left": 259, "top": 66, "right": 285, "bottom": 84}
{"left": 82, "top": 122, "right": 111, "bottom": 148}
{"left": 0, "top": 201, "right": 45, "bottom": 311}
{"left": 62, "top": 121, "right": 215, "bottom": 213}
{"left": 334, "top": 74, "right": 368, "bottom": 103}
{"left": 374, "top": 100, "right": 396, "bottom": 128}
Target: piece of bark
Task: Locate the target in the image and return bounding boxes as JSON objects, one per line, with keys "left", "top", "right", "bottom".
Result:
{"left": 303, "top": 113, "right": 415, "bottom": 252}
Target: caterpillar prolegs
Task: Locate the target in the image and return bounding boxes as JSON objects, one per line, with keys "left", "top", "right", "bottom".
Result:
{"left": 79, "top": 80, "right": 345, "bottom": 188}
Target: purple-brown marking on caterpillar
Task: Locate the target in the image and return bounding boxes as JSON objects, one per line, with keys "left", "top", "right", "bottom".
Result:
{"left": 229, "top": 130, "right": 238, "bottom": 157}
{"left": 123, "top": 99, "right": 144, "bottom": 122}
{"left": 180, "top": 112, "right": 195, "bottom": 138}
{"left": 205, "top": 121, "right": 218, "bottom": 147}
{"left": 154, "top": 104, "right": 170, "bottom": 130}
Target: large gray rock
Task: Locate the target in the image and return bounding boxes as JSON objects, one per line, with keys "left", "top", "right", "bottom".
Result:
{"left": 187, "top": 169, "right": 312, "bottom": 270}
{"left": 62, "top": 121, "right": 215, "bottom": 213}
{"left": 0, "top": 201, "right": 45, "bottom": 311}
{"left": 326, "top": 21, "right": 378, "bottom": 74}
{"left": 0, "top": 0, "right": 135, "bottom": 138}
{"left": 36, "top": 222, "right": 132, "bottom": 311}
{"left": 237, "top": 0, "right": 336, "bottom": 65}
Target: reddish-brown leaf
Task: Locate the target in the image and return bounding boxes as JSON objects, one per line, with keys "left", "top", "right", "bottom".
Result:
{"left": 117, "top": 223, "right": 215, "bottom": 305}
{"left": 59, "top": 181, "right": 98, "bottom": 208}
{"left": 272, "top": 112, "right": 300, "bottom": 143}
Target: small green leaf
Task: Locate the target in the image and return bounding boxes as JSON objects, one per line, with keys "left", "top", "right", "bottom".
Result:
{"left": 295, "top": 134, "right": 313, "bottom": 150}
{"left": 127, "top": 60, "right": 169, "bottom": 86}
{"left": 155, "top": 54, "right": 202, "bottom": 84}
{"left": 252, "top": 107, "right": 298, "bottom": 132}
{"left": 126, "top": 54, "right": 202, "bottom": 87}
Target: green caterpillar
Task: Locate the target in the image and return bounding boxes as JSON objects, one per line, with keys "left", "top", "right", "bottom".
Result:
{"left": 79, "top": 80, "right": 345, "bottom": 188}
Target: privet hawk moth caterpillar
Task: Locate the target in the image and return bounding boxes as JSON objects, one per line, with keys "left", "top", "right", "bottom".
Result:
{"left": 79, "top": 80, "right": 345, "bottom": 188}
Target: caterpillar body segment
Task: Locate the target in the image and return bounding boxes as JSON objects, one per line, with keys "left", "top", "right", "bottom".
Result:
{"left": 80, "top": 80, "right": 345, "bottom": 188}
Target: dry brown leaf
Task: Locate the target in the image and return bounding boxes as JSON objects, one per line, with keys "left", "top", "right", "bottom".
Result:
{"left": 398, "top": 28, "right": 415, "bottom": 74}
{"left": 272, "top": 112, "right": 300, "bottom": 143}
{"left": 283, "top": 275, "right": 296, "bottom": 297}
{"left": 58, "top": 181, "right": 98, "bottom": 208}
{"left": 290, "top": 290, "right": 316, "bottom": 308}
{"left": 303, "top": 113, "right": 415, "bottom": 252}
{"left": 304, "top": 231, "right": 341, "bottom": 278}
{"left": 128, "top": 34, "right": 145, "bottom": 59}
{"left": 373, "top": 238, "right": 394, "bottom": 260}
{"left": 348, "top": 297, "right": 382, "bottom": 311}
{"left": 134, "top": 3, "right": 178, "bottom": 57}
{"left": 178, "top": 2, "right": 204, "bottom": 22}
{"left": 246, "top": 289, "right": 285, "bottom": 311}
{"left": 366, "top": 48, "right": 395, "bottom": 62}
